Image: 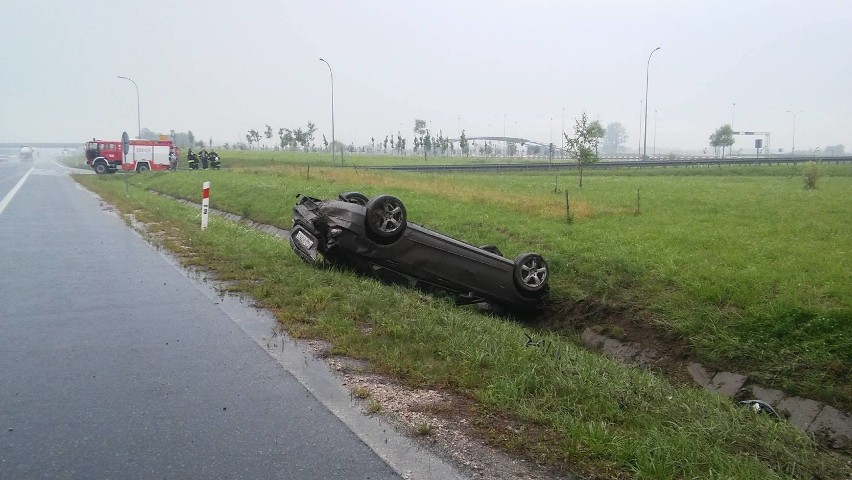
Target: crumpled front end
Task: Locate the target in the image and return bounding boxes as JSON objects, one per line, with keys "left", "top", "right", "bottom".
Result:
{"left": 290, "top": 196, "right": 368, "bottom": 263}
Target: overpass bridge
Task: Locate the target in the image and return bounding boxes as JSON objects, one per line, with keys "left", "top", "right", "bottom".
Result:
{"left": 448, "top": 136, "right": 567, "bottom": 156}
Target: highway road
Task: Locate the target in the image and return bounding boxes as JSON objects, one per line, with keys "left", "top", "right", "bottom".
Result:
{"left": 0, "top": 152, "right": 462, "bottom": 479}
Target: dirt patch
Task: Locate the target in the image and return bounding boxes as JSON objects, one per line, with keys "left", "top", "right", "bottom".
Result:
{"left": 302, "top": 341, "right": 571, "bottom": 480}
{"left": 536, "top": 298, "right": 698, "bottom": 386}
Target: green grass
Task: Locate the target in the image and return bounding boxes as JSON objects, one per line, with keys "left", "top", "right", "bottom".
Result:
{"left": 212, "top": 149, "right": 483, "bottom": 168}
{"left": 72, "top": 172, "right": 849, "bottom": 478}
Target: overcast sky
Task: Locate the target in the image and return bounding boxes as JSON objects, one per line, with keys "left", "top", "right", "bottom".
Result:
{"left": 2, "top": 0, "right": 850, "bottom": 153}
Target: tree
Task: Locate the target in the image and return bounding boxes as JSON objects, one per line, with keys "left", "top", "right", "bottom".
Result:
{"left": 709, "top": 124, "right": 735, "bottom": 157}
{"left": 264, "top": 125, "right": 273, "bottom": 148}
{"left": 188, "top": 130, "right": 195, "bottom": 147}
{"left": 422, "top": 130, "right": 432, "bottom": 161}
{"left": 588, "top": 120, "right": 606, "bottom": 156}
{"left": 601, "top": 122, "right": 628, "bottom": 154}
{"left": 507, "top": 141, "right": 518, "bottom": 156}
{"left": 278, "top": 128, "right": 287, "bottom": 149}
{"left": 459, "top": 130, "right": 469, "bottom": 156}
{"left": 304, "top": 122, "right": 317, "bottom": 150}
{"left": 245, "top": 129, "right": 260, "bottom": 150}
{"left": 413, "top": 119, "right": 427, "bottom": 136}
{"left": 414, "top": 119, "right": 431, "bottom": 161}
{"left": 564, "top": 112, "right": 603, "bottom": 188}
{"left": 249, "top": 129, "right": 261, "bottom": 149}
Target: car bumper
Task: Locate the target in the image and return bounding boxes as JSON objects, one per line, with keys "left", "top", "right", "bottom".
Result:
{"left": 289, "top": 225, "right": 320, "bottom": 263}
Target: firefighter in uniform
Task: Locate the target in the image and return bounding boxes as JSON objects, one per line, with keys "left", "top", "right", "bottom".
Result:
{"left": 208, "top": 150, "right": 221, "bottom": 169}
{"left": 187, "top": 148, "right": 199, "bottom": 170}
{"left": 199, "top": 149, "right": 209, "bottom": 169}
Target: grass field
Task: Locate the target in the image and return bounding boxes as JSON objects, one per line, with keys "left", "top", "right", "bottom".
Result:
{"left": 73, "top": 154, "right": 851, "bottom": 478}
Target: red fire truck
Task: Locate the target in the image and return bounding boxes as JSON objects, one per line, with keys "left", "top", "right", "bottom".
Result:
{"left": 85, "top": 137, "right": 178, "bottom": 174}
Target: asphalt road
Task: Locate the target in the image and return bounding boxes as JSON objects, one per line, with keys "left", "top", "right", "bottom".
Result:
{"left": 0, "top": 153, "right": 461, "bottom": 479}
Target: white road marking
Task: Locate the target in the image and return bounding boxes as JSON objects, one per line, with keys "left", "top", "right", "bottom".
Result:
{"left": 31, "top": 168, "right": 67, "bottom": 176}
{"left": 0, "top": 167, "right": 34, "bottom": 217}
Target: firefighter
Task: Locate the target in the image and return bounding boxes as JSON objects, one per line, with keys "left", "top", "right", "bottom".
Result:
{"left": 168, "top": 149, "right": 178, "bottom": 171}
{"left": 187, "top": 148, "right": 199, "bottom": 170}
{"left": 208, "top": 150, "right": 221, "bottom": 169}
{"left": 199, "top": 149, "right": 209, "bottom": 169}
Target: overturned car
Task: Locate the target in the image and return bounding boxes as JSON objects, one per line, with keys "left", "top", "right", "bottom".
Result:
{"left": 289, "top": 192, "right": 549, "bottom": 310}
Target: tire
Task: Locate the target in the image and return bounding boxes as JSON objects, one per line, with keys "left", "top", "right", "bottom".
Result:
{"left": 513, "top": 253, "right": 549, "bottom": 295}
{"left": 136, "top": 164, "right": 150, "bottom": 173}
{"left": 93, "top": 162, "right": 108, "bottom": 175}
{"left": 365, "top": 195, "right": 406, "bottom": 238}
{"left": 479, "top": 245, "right": 503, "bottom": 257}
{"left": 338, "top": 192, "right": 369, "bottom": 206}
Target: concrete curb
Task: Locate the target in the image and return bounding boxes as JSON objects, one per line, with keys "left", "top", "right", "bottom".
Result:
{"left": 580, "top": 327, "right": 850, "bottom": 452}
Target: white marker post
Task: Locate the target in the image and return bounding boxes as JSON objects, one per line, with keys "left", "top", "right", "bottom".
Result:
{"left": 201, "top": 181, "right": 210, "bottom": 230}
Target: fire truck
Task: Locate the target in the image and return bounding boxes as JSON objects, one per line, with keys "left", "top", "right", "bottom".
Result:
{"left": 85, "top": 137, "right": 177, "bottom": 174}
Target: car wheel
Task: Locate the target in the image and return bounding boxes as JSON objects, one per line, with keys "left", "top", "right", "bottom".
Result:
{"left": 479, "top": 245, "right": 503, "bottom": 257}
{"left": 93, "top": 163, "right": 108, "bottom": 175}
{"left": 365, "top": 195, "right": 406, "bottom": 238}
{"left": 513, "top": 253, "right": 549, "bottom": 295}
{"left": 339, "top": 192, "right": 369, "bottom": 206}
{"left": 137, "top": 164, "right": 150, "bottom": 173}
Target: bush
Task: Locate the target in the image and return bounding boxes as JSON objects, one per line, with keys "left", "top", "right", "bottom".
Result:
{"left": 803, "top": 162, "right": 823, "bottom": 189}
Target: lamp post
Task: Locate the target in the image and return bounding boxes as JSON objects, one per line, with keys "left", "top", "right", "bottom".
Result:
{"left": 731, "top": 102, "right": 736, "bottom": 129}
{"left": 319, "top": 58, "right": 335, "bottom": 166}
{"left": 561, "top": 108, "right": 565, "bottom": 160}
{"left": 638, "top": 100, "right": 643, "bottom": 159}
{"left": 117, "top": 76, "right": 140, "bottom": 138}
{"left": 514, "top": 121, "right": 519, "bottom": 156}
{"left": 786, "top": 110, "right": 802, "bottom": 157}
{"left": 549, "top": 117, "right": 553, "bottom": 164}
{"left": 642, "top": 47, "right": 661, "bottom": 160}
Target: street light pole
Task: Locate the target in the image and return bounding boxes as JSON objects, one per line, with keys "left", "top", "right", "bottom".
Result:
{"left": 561, "top": 108, "right": 565, "bottom": 160}
{"left": 638, "top": 100, "right": 643, "bottom": 159}
{"left": 117, "top": 76, "right": 140, "bottom": 138}
{"left": 319, "top": 58, "right": 335, "bottom": 166}
{"left": 731, "top": 102, "right": 736, "bottom": 129}
{"left": 786, "top": 110, "right": 802, "bottom": 157}
{"left": 642, "top": 47, "right": 661, "bottom": 160}
{"left": 549, "top": 117, "right": 553, "bottom": 164}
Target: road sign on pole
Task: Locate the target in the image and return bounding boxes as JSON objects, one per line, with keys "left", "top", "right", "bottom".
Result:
{"left": 201, "top": 181, "right": 210, "bottom": 230}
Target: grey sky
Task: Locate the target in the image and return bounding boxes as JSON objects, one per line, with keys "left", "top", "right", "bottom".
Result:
{"left": 2, "top": 0, "right": 850, "bottom": 153}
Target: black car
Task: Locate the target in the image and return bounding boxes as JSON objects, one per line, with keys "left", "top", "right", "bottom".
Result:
{"left": 289, "top": 192, "right": 549, "bottom": 310}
